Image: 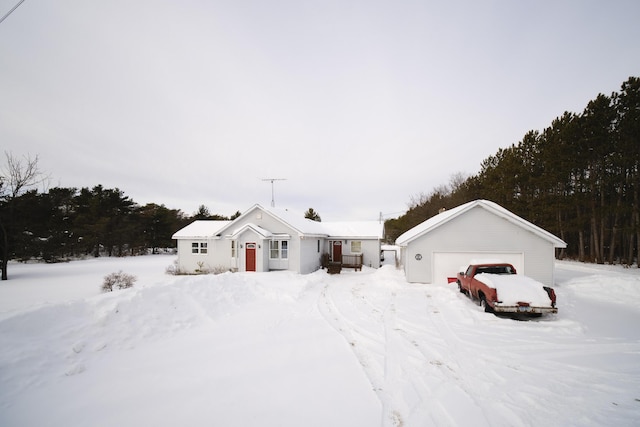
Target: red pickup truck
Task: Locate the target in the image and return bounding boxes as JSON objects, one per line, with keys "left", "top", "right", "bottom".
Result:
{"left": 456, "top": 263, "right": 557, "bottom": 315}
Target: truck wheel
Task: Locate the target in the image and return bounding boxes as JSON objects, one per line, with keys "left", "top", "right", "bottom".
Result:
{"left": 457, "top": 281, "right": 465, "bottom": 294}
{"left": 480, "top": 297, "right": 493, "bottom": 313}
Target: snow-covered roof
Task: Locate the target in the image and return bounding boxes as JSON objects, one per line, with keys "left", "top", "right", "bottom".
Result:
{"left": 395, "top": 199, "right": 567, "bottom": 248}
{"left": 229, "top": 223, "right": 282, "bottom": 239}
{"left": 264, "top": 207, "right": 383, "bottom": 238}
{"left": 172, "top": 220, "right": 231, "bottom": 239}
{"left": 321, "top": 221, "right": 384, "bottom": 239}
{"left": 263, "top": 206, "right": 327, "bottom": 236}
{"left": 174, "top": 205, "right": 384, "bottom": 240}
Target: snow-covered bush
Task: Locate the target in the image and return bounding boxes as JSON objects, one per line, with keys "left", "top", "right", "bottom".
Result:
{"left": 166, "top": 260, "right": 181, "bottom": 275}
{"left": 210, "top": 265, "right": 229, "bottom": 274}
{"left": 166, "top": 260, "right": 229, "bottom": 275}
{"left": 102, "top": 271, "right": 137, "bottom": 292}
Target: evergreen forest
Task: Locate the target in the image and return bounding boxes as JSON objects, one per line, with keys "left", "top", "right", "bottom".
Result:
{"left": 385, "top": 76, "right": 640, "bottom": 265}
{"left": 0, "top": 179, "right": 238, "bottom": 279}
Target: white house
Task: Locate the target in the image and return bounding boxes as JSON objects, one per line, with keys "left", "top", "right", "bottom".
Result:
{"left": 172, "top": 204, "right": 385, "bottom": 274}
{"left": 395, "top": 199, "right": 567, "bottom": 286}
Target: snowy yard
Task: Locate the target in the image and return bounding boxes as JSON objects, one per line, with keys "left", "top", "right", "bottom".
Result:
{"left": 1, "top": 255, "right": 639, "bottom": 426}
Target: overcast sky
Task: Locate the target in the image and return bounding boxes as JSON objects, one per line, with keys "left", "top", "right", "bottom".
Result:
{"left": 1, "top": 0, "right": 639, "bottom": 221}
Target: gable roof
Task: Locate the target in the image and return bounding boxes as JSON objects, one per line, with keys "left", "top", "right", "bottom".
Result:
{"left": 171, "top": 220, "right": 231, "bottom": 239}
{"left": 395, "top": 199, "right": 567, "bottom": 248}
{"left": 263, "top": 206, "right": 328, "bottom": 236}
{"left": 229, "top": 223, "right": 285, "bottom": 239}
{"left": 212, "top": 204, "right": 327, "bottom": 237}
{"left": 173, "top": 204, "right": 384, "bottom": 241}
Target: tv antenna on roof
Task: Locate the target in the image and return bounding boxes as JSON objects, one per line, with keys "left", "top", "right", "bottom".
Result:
{"left": 261, "top": 178, "right": 287, "bottom": 207}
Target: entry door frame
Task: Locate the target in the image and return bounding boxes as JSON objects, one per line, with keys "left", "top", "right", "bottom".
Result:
{"left": 245, "top": 242, "right": 257, "bottom": 272}
{"left": 331, "top": 240, "right": 343, "bottom": 263}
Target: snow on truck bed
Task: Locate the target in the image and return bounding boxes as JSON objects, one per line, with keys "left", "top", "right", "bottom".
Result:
{"left": 475, "top": 273, "right": 553, "bottom": 306}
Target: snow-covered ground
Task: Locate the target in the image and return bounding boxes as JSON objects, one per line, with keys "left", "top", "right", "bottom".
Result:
{"left": 1, "top": 256, "right": 639, "bottom": 426}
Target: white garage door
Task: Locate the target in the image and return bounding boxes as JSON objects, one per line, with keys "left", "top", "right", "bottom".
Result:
{"left": 432, "top": 252, "right": 524, "bottom": 285}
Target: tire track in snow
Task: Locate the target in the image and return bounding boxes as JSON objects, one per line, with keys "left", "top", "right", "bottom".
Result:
{"left": 318, "top": 279, "right": 403, "bottom": 426}
{"left": 317, "top": 277, "right": 493, "bottom": 426}
{"left": 317, "top": 271, "right": 640, "bottom": 427}
{"left": 382, "top": 288, "right": 497, "bottom": 427}
{"left": 428, "top": 286, "right": 640, "bottom": 426}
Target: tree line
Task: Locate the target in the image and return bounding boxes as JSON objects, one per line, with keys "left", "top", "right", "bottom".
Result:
{"left": 386, "top": 76, "right": 640, "bottom": 265}
{"left": 0, "top": 156, "right": 238, "bottom": 279}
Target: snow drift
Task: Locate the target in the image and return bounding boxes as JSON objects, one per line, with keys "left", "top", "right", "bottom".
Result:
{"left": 0, "top": 256, "right": 639, "bottom": 426}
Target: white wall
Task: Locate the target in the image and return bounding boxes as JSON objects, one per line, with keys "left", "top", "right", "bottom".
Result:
{"left": 299, "top": 237, "right": 323, "bottom": 274}
{"left": 333, "top": 238, "right": 381, "bottom": 269}
{"left": 403, "top": 206, "right": 557, "bottom": 285}
{"left": 177, "top": 207, "right": 383, "bottom": 275}
{"left": 360, "top": 239, "right": 381, "bottom": 268}
{"left": 176, "top": 238, "right": 232, "bottom": 273}
{"left": 229, "top": 207, "right": 301, "bottom": 273}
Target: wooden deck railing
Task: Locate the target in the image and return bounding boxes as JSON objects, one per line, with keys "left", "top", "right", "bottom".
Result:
{"left": 341, "top": 254, "right": 363, "bottom": 271}
{"left": 323, "top": 253, "right": 364, "bottom": 274}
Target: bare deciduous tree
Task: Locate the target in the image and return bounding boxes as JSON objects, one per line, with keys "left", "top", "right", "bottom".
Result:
{"left": 0, "top": 152, "right": 49, "bottom": 280}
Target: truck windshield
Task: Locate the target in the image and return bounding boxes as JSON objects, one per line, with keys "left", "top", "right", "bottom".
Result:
{"left": 477, "top": 265, "right": 514, "bottom": 275}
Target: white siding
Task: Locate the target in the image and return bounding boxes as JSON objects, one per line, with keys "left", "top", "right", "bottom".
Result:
{"left": 234, "top": 229, "right": 267, "bottom": 272}
{"left": 228, "top": 207, "right": 302, "bottom": 273}
{"left": 299, "top": 237, "right": 322, "bottom": 274}
{"left": 329, "top": 238, "right": 381, "bottom": 269}
{"left": 403, "top": 206, "right": 556, "bottom": 285}
{"left": 359, "top": 239, "right": 381, "bottom": 268}
{"left": 175, "top": 206, "right": 384, "bottom": 276}
{"left": 176, "top": 238, "right": 231, "bottom": 273}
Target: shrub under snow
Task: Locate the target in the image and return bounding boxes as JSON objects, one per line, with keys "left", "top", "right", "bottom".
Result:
{"left": 102, "top": 271, "right": 137, "bottom": 292}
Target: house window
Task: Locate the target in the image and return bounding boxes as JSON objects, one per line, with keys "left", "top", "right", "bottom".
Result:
{"left": 192, "top": 242, "right": 207, "bottom": 254}
{"left": 269, "top": 240, "right": 289, "bottom": 259}
{"left": 231, "top": 240, "right": 236, "bottom": 258}
{"left": 270, "top": 240, "right": 279, "bottom": 258}
{"left": 317, "top": 239, "right": 320, "bottom": 253}
{"left": 350, "top": 241, "right": 362, "bottom": 253}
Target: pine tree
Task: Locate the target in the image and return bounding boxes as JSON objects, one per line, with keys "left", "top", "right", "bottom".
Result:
{"left": 304, "top": 208, "right": 321, "bottom": 222}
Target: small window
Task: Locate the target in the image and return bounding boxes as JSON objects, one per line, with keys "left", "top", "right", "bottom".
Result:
{"left": 192, "top": 242, "right": 207, "bottom": 254}
{"left": 231, "top": 241, "right": 236, "bottom": 258}
{"left": 281, "top": 241, "right": 288, "bottom": 259}
{"left": 317, "top": 240, "right": 320, "bottom": 253}
{"left": 350, "top": 241, "right": 362, "bottom": 253}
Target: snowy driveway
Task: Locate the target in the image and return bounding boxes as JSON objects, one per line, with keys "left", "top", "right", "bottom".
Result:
{"left": 0, "top": 257, "right": 639, "bottom": 426}
{"left": 316, "top": 264, "right": 640, "bottom": 426}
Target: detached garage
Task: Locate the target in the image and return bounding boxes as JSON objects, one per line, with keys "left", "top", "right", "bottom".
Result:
{"left": 395, "top": 200, "right": 567, "bottom": 286}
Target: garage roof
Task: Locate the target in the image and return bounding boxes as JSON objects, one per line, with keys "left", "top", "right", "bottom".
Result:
{"left": 395, "top": 199, "right": 567, "bottom": 248}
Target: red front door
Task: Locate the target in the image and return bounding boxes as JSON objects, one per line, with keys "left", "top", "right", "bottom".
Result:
{"left": 332, "top": 241, "right": 342, "bottom": 263}
{"left": 246, "top": 243, "right": 256, "bottom": 272}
